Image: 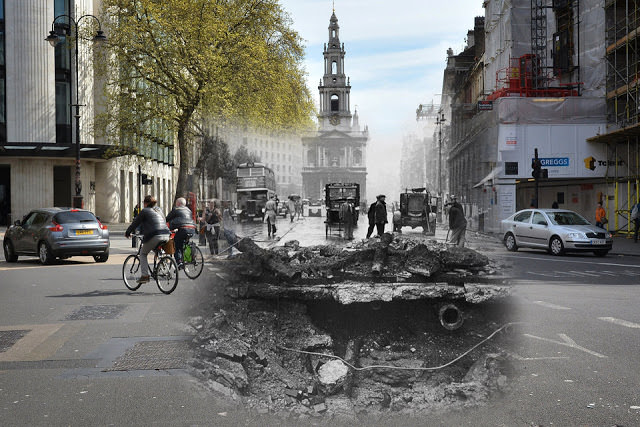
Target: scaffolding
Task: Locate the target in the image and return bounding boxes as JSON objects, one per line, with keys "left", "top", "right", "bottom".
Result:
{"left": 597, "top": 0, "right": 640, "bottom": 235}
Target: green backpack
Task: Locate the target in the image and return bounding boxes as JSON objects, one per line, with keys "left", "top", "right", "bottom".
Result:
{"left": 183, "top": 244, "right": 192, "bottom": 262}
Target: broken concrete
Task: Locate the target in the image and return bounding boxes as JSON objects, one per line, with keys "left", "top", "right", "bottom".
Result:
{"left": 189, "top": 233, "right": 515, "bottom": 418}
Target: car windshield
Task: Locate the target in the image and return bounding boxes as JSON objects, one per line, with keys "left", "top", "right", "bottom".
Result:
{"left": 547, "top": 211, "right": 590, "bottom": 226}
{"left": 53, "top": 211, "right": 97, "bottom": 224}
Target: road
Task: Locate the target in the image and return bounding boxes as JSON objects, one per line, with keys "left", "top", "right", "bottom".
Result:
{"left": 2, "top": 216, "right": 640, "bottom": 425}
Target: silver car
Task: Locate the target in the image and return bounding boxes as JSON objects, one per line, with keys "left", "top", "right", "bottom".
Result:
{"left": 3, "top": 208, "right": 110, "bottom": 264}
{"left": 501, "top": 209, "right": 613, "bottom": 257}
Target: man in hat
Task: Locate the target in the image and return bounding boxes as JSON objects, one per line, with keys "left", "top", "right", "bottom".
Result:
{"left": 340, "top": 196, "right": 356, "bottom": 240}
{"left": 366, "top": 194, "right": 388, "bottom": 238}
{"left": 264, "top": 194, "right": 278, "bottom": 238}
{"left": 448, "top": 195, "right": 467, "bottom": 247}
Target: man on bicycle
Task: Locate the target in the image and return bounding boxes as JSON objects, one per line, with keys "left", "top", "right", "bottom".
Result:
{"left": 125, "top": 195, "right": 171, "bottom": 284}
{"left": 166, "top": 197, "right": 196, "bottom": 268}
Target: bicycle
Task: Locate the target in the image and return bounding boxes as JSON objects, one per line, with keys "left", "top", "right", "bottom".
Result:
{"left": 180, "top": 233, "right": 204, "bottom": 279}
{"left": 122, "top": 234, "right": 179, "bottom": 294}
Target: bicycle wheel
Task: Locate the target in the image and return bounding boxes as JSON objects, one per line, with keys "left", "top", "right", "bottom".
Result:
{"left": 122, "top": 254, "right": 143, "bottom": 291}
{"left": 155, "top": 255, "right": 178, "bottom": 294}
{"left": 183, "top": 244, "right": 204, "bottom": 279}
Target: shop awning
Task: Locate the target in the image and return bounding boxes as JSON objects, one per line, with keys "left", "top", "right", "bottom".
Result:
{"left": 473, "top": 166, "right": 502, "bottom": 188}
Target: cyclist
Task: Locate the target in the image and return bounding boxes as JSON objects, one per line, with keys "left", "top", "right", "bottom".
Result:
{"left": 125, "top": 195, "right": 171, "bottom": 284}
{"left": 166, "top": 197, "right": 196, "bottom": 269}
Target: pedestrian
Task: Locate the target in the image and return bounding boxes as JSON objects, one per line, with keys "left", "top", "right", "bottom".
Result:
{"left": 340, "top": 196, "right": 355, "bottom": 240}
{"left": 631, "top": 200, "right": 640, "bottom": 243}
{"left": 552, "top": 201, "right": 559, "bottom": 209}
{"left": 595, "top": 201, "right": 608, "bottom": 228}
{"left": 132, "top": 204, "right": 141, "bottom": 219}
{"left": 166, "top": 197, "right": 196, "bottom": 269}
{"left": 222, "top": 201, "right": 239, "bottom": 258}
{"left": 286, "top": 196, "right": 296, "bottom": 223}
{"left": 366, "top": 195, "right": 388, "bottom": 238}
{"left": 125, "top": 195, "right": 171, "bottom": 284}
{"left": 198, "top": 201, "right": 207, "bottom": 246}
{"left": 201, "top": 200, "right": 221, "bottom": 254}
{"left": 295, "top": 198, "right": 303, "bottom": 219}
{"left": 448, "top": 195, "right": 467, "bottom": 247}
{"left": 264, "top": 195, "right": 277, "bottom": 238}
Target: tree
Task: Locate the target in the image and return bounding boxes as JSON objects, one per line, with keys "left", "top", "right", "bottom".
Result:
{"left": 96, "top": 0, "right": 314, "bottom": 197}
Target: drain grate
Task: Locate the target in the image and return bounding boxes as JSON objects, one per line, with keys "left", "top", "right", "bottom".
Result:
{"left": 103, "top": 340, "right": 191, "bottom": 371}
{"left": 0, "top": 330, "right": 30, "bottom": 353}
{"left": 65, "top": 305, "right": 127, "bottom": 321}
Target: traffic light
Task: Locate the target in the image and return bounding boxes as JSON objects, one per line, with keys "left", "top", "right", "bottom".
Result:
{"left": 141, "top": 174, "right": 153, "bottom": 185}
{"left": 531, "top": 158, "right": 542, "bottom": 179}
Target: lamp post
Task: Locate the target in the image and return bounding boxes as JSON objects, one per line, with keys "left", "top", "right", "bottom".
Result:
{"left": 46, "top": 14, "right": 106, "bottom": 209}
{"left": 436, "top": 112, "right": 446, "bottom": 220}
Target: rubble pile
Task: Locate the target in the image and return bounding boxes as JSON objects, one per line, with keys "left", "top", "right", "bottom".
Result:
{"left": 189, "top": 234, "right": 514, "bottom": 419}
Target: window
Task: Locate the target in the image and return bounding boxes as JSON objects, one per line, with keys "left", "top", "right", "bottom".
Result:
{"left": 532, "top": 212, "right": 547, "bottom": 226}
{"left": 0, "top": 0, "right": 5, "bottom": 142}
{"left": 353, "top": 149, "right": 362, "bottom": 166}
{"left": 513, "top": 211, "right": 532, "bottom": 223}
{"left": 332, "top": 61, "right": 337, "bottom": 74}
{"left": 54, "top": 1, "right": 72, "bottom": 144}
{"left": 331, "top": 94, "right": 339, "bottom": 112}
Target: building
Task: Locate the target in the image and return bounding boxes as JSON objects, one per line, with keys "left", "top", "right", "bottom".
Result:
{"left": 301, "top": 11, "right": 368, "bottom": 201}
{"left": 444, "top": 1, "right": 607, "bottom": 232}
{"left": 0, "top": 1, "right": 175, "bottom": 226}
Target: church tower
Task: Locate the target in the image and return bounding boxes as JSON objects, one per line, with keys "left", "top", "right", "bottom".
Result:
{"left": 301, "top": 10, "right": 369, "bottom": 202}
{"left": 318, "top": 12, "right": 352, "bottom": 131}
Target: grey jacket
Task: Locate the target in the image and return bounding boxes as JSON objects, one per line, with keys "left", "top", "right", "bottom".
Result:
{"left": 166, "top": 206, "right": 195, "bottom": 230}
{"left": 126, "top": 206, "right": 170, "bottom": 243}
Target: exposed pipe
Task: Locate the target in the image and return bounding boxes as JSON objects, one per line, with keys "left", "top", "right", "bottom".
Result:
{"left": 439, "top": 302, "right": 465, "bottom": 331}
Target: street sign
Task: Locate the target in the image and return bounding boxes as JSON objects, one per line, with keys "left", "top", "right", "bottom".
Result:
{"left": 477, "top": 100, "right": 493, "bottom": 111}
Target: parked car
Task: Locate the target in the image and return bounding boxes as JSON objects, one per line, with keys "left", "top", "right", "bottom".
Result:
{"left": 501, "top": 208, "right": 613, "bottom": 256}
{"left": 3, "top": 208, "right": 110, "bottom": 264}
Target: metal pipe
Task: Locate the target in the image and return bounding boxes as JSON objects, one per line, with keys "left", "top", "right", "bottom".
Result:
{"left": 438, "top": 303, "right": 464, "bottom": 331}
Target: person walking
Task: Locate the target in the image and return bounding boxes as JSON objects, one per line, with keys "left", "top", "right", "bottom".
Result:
{"left": 295, "top": 198, "right": 303, "bottom": 219}
{"left": 448, "top": 195, "right": 467, "bottom": 247}
{"left": 631, "top": 200, "right": 640, "bottom": 242}
{"left": 366, "top": 195, "right": 388, "bottom": 238}
{"left": 201, "top": 200, "right": 221, "bottom": 255}
{"left": 595, "top": 201, "right": 607, "bottom": 228}
{"left": 125, "top": 195, "right": 171, "bottom": 284}
{"left": 340, "top": 196, "right": 355, "bottom": 240}
{"left": 221, "top": 201, "right": 239, "bottom": 258}
{"left": 166, "top": 197, "right": 196, "bottom": 268}
{"left": 264, "top": 195, "right": 277, "bottom": 238}
{"left": 286, "top": 197, "right": 296, "bottom": 223}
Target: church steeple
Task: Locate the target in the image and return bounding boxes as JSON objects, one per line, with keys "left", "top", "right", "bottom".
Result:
{"left": 318, "top": 10, "right": 352, "bottom": 130}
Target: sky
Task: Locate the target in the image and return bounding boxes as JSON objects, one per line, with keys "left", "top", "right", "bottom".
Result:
{"left": 279, "top": 0, "right": 486, "bottom": 201}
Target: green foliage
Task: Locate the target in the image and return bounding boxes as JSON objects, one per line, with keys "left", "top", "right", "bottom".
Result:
{"left": 96, "top": 0, "right": 314, "bottom": 195}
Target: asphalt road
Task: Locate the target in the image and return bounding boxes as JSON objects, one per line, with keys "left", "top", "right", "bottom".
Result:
{"left": 2, "top": 218, "right": 640, "bottom": 426}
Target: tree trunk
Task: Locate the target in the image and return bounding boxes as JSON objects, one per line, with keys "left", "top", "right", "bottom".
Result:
{"left": 175, "top": 122, "right": 190, "bottom": 199}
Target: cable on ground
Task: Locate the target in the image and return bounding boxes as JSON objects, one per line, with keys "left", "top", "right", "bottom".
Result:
{"left": 277, "top": 322, "right": 519, "bottom": 372}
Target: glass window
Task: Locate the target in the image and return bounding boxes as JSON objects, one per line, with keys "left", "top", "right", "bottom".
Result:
{"left": 55, "top": 82, "right": 70, "bottom": 124}
{"left": 513, "top": 211, "right": 532, "bottom": 223}
{"left": 532, "top": 212, "right": 547, "bottom": 225}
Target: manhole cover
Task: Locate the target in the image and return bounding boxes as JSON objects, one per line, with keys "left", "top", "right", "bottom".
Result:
{"left": 103, "top": 340, "right": 191, "bottom": 371}
{"left": 65, "top": 305, "right": 127, "bottom": 321}
{"left": 0, "top": 329, "right": 30, "bottom": 353}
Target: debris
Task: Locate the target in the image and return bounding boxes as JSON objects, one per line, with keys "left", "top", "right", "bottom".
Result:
{"left": 313, "top": 402, "right": 327, "bottom": 413}
{"left": 587, "top": 403, "right": 596, "bottom": 408}
{"left": 316, "top": 360, "right": 350, "bottom": 395}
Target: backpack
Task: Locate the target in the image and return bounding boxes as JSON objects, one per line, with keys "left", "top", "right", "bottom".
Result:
{"left": 632, "top": 203, "right": 639, "bottom": 220}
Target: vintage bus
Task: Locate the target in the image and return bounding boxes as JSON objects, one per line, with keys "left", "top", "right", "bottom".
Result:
{"left": 236, "top": 162, "right": 276, "bottom": 221}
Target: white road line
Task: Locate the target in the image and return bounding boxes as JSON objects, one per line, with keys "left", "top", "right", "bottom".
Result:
{"left": 598, "top": 317, "right": 640, "bottom": 329}
{"left": 507, "top": 351, "right": 570, "bottom": 361}
{"left": 568, "top": 271, "right": 600, "bottom": 277}
{"left": 523, "top": 333, "right": 608, "bottom": 358}
{"left": 501, "top": 254, "right": 640, "bottom": 269}
{"left": 533, "top": 301, "right": 572, "bottom": 310}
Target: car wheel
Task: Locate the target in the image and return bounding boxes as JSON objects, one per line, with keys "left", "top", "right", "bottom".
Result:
{"left": 94, "top": 248, "right": 109, "bottom": 263}
{"left": 3, "top": 240, "right": 18, "bottom": 262}
{"left": 549, "top": 236, "right": 564, "bottom": 256}
{"left": 504, "top": 233, "right": 518, "bottom": 252}
{"left": 38, "top": 242, "right": 55, "bottom": 265}
{"left": 593, "top": 250, "right": 609, "bottom": 257}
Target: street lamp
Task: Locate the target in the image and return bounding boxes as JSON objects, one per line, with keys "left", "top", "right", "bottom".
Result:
{"left": 46, "top": 14, "right": 106, "bottom": 209}
{"left": 436, "top": 112, "right": 446, "bottom": 209}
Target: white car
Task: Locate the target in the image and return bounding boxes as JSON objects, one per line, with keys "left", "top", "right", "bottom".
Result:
{"left": 501, "top": 209, "right": 613, "bottom": 257}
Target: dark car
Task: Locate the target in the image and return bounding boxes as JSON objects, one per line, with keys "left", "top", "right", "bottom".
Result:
{"left": 3, "top": 208, "right": 110, "bottom": 264}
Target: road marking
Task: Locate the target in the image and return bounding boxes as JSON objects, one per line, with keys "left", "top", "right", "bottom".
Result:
{"left": 507, "top": 351, "right": 570, "bottom": 361}
{"left": 533, "top": 301, "right": 571, "bottom": 310}
{"left": 598, "top": 317, "right": 640, "bottom": 329}
{"left": 0, "top": 324, "right": 64, "bottom": 362}
{"left": 523, "top": 333, "right": 607, "bottom": 358}
{"left": 501, "top": 254, "right": 640, "bottom": 269}
{"left": 567, "top": 270, "right": 600, "bottom": 277}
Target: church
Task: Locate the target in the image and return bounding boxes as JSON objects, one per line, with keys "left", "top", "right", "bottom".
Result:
{"left": 301, "top": 11, "right": 369, "bottom": 202}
